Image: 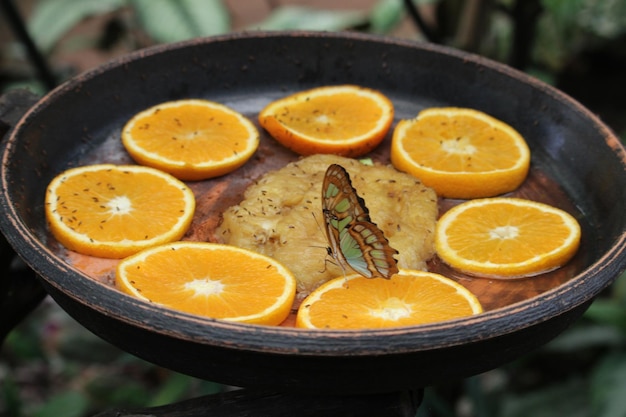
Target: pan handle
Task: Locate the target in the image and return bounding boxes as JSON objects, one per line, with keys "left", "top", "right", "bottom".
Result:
{"left": 0, "top": 89, "right": 47, "bottom": 345}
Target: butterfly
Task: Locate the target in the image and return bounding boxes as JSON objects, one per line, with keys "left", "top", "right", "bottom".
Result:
{"left": 322, "top": 164, "right": 399, "bottom": 279}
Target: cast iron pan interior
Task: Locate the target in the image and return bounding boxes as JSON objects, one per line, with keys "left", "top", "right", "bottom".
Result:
{"left": 1, "top": 31, "right": 625, "bottom": 394}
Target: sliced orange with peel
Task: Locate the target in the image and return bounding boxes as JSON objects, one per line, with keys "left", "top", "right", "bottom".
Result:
{"left": 296, "top": 270, "right": 482, "bottom": 329}
{"left": 435, "top": 198, "right": 581, "bottom": 278}
{"left": 258, "top": 85, "right": 394, "bottom": 157}
{"left": 116, "top": 242, "right": 297, "bottom": 326}
{"left": 45, "top": 164, "right": 195, "bottom": 258}
{"left": 122, "top": 99, "right": 259, "bottom": 181}
{"left": 391, "top": 107, "right": 530, "bottom": 198}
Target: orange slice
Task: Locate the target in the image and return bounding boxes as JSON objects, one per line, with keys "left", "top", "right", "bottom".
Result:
{"left": 116, "top": 242, "right": 297, "bottom": 326}
{"left": 391, "top": 107, "right": 530, "bottom": 198}
{"left": 258, "top": 85, "right": 394, "bottom": 157}
{"left": 45, "top": 164, "right": 195, "bottom": 258}
{"left": 435, "top": 198, "right": 581, "bottom": 278}
{"left": 122, "top": 99, "right": 259, "bottom": 181}
{"left": 296, "top": 270, "right": 482, "bottom": 329}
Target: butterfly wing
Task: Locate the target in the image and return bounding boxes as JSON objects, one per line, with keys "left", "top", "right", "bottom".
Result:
{"left": 346, "top": 222, "right": 399, "bottom": 278}
{"left": 322, "top": 164, "right": 371, "bottom": 223}
{"left": 322, "top": 164, "right": 399, "bottom": 279}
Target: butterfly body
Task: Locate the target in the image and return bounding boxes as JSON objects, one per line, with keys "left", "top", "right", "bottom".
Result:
{"left": 322, "top": 164, "right": 399, "bottom": 279}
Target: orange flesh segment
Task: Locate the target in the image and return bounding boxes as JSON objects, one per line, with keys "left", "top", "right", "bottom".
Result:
{"left": 127, "top": 104, "right": 252, "bottom": 163}
{"left": 296, "top": 270, "right": 482, "bottom": 329}
{"left": 259, "top": 85, "right": 394, "bottom": 157}
{"left": 45, "top": 164, "right": 195, "bottom": 258}
{"left": 391, "top": 107, "right": 530, "bottom": 198}
{"left": 400, "top": 114, "right": 526, "bottom": 172}
{"left": 270, "top": 93, "right": 387, "bottom": 140}
{"left": 116, "top": 243, "right": 296, "bottom": 325}
{"left": 435, "top": 198, "right": 581, "bottom": 278}
{"left": 54, "top": 170, "right": 187, "bottom": 240}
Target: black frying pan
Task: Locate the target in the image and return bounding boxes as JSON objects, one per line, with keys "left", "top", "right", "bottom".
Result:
{"left": 1, "top": 31, "right": 625, "bottom": 394}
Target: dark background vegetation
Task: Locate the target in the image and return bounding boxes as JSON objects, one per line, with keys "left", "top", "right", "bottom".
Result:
{"left": 1, "top": 1, "right": 625, "bottom": 416}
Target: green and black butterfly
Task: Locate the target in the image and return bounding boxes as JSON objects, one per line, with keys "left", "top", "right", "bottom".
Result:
{"left": 322, "top": 164, "right": 399, "bottom": 279}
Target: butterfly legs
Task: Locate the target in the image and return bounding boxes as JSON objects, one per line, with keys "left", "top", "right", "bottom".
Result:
{"left": 310, "top": 211, "right": 345, "bottom": 277}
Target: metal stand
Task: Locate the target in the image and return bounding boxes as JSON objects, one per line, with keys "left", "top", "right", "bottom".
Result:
{"left": 92, "top": 389, "right": 423, "bottom": 417}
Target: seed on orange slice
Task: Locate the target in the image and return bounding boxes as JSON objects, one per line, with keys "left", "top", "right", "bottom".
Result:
{"left": 45, "top": 164, "right": 195, "bottom": 258}
{"left": 258, "top": 85, "right": 394, "bottom": 157}
{"left": 122, "top": 99, "right": 259, "bottom": 181}
{"left": 391, "top": 107, "right": 530, "bottom": 198}
{"left": 435, "top": 198, "right": 581, "bottom": 278}
{"left": 116, "top": 242, "right": 297, "bottom": 326}
{"left": 296, "top": 270, "right": 482, "bottom": 329}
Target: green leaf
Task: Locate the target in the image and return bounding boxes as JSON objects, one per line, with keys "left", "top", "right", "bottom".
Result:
{"left": 545, "top": 322, "right": 625, "bottom": 352}
{"left": 147, "top": 372, "right": 192, "bottom": 407}
{"left": 251, "top": 6, "right": 367, "bottom": 31}
{"left": 500, "top": 378, "right": 589, "bottom": 417}
{"left": 28, "top": 0, "right": 124, "bottom": 53}
{"left": 4, "top": 324, "right": 46, "bottom": 359}
{"left": 144, "top": 374, "right": 222, "bottom": 408}
{"left": 585, "top": 300, "right": 626, "bottom": 332}
{"left": 591, "top": 352, "right": 626, "bottom": 417}
{"left": 57, "top": 331, "right": 124, "bottom": 363}
{"left": 1, "top": 376, "right": 23, "bottom": 417}
{"left": 109, "top": 382, "right": 151, "bottom": 407}
{"left": 130, "top": 0, "right": 230, "bottom": 44}
{"left": 609, "top": 270, "right": 626, "bottom": 302}
{"left": 536, "top": 0, "right": 626, "bottom": 71}
{"left": 33, "top": 391, "right": 89, "bottom": 417}
{"left": 369, "top": 0, "right": 405, "bottom": 34}
{"left": 87, "top": 377, "right": 149, "bottom": 408}
{"left": 464, "top": 375, "right": 499, "bottom": 417}
{"left": 576, "top": 0, "right": 626, "bottom": 38}
{"left": 541, "top": 0, "right": 586, "bottom": 25}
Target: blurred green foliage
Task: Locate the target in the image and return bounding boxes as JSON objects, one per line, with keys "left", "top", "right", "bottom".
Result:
{"left": 534, "top": 0, "right": 626, "bottom": 72}
{"left": 3, "top": 0, "right": 626, "bottom": 95}
{"left": 1, "top": 0, "right": 625, "bottom": 416}
{"left": 1, "top": 299, "right": 221, "bottom": 416}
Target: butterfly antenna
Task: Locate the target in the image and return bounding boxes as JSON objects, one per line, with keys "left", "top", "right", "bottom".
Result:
{"left": 311, "top": 212, "right": 325, "bottom": 237}
{"left": 309, "top": 212, "right": 336, "bottom": 274}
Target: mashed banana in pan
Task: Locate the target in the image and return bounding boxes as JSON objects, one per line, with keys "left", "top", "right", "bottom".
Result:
{"left": 217, "top": 154, "right": 438, "bottom": 297}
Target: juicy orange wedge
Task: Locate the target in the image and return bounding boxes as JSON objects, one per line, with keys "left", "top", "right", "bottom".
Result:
{"left": 45, "top": 164, "right": 195, "bottom": 258}
{"left": 296, "top": 270, "right": 482, "bottom": 329}
{"left": 116, "top": 242, "right": 297, "bottom": 326}
{"left": 391, "top": 107, "right": 530, "bottom": 198}
{"left": 122, "top": 99, "right": 259, "bottom": 181}
{"left": 258, "top": 85, "right": 394, "bottom": 157}
{"left": 435, "top": 198, "right": 581, "bottom": 278}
